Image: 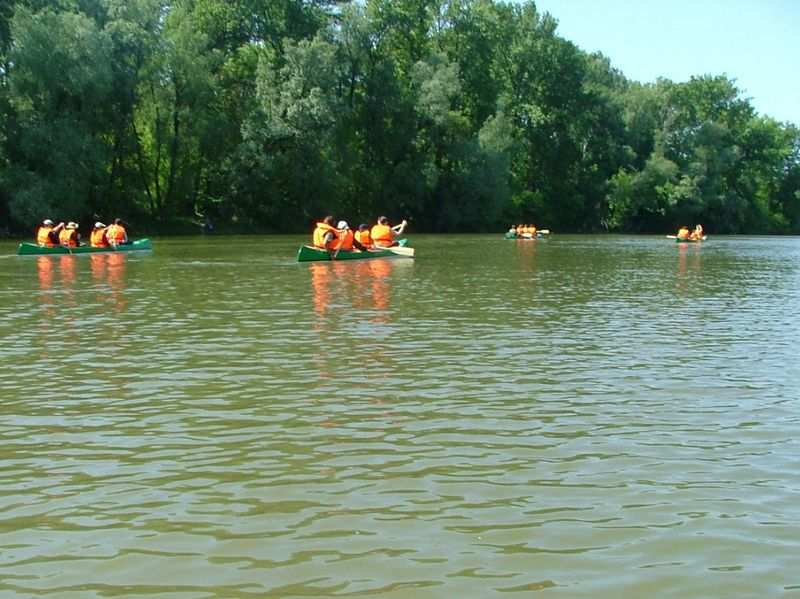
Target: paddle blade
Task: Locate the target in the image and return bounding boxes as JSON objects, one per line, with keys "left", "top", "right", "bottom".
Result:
{"left": 388, "top": 246, "right": 415, "bottom": 257}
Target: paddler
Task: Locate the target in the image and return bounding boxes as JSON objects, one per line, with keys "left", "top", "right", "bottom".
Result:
{"left": 689, "top": 224, "right": 704, "bottom": 240}
{"left": 355, "top": 223, "right": 373, "bottom": 248}
{"left": 106, "top": 218, "right": 129, "bottom": 247}
{"left": 313, "top": 215, "right": 338, "bottom": 250}
{"left": 370, "top": 216, "right": 407, "bottom": 247}
{"left": 58, "top": 221, "right": 80, "bottom": 248}
{"left": 676, "top": 225, "right": 690, "bottom": 240}
{"left": 331, "top": 221, "right": 368, "bottom": 253}
{"left": 90, "top": 222, "right": 110, "bottom": 248}
{"left": 36, "top": 219, "right": 64, "bottom": 247}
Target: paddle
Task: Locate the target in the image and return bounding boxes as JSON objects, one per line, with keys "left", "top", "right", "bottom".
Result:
{"left": 387, "top": 246, "right": 414, "bottom": 257}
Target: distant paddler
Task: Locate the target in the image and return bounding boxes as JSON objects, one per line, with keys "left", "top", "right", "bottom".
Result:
{"left": 371, "top": 216, "right": 407, "bottom": 248}
{"left": 313, "top": 215, "right": 339, "bottom": 251}
{"left": 106, "top": 218, "right": 129, "bottom": 247}
{"left": 332, "top": 221, "right": 368, "bottom": 254}
{"left": 355, "top": 223, "right": 374, "bottom": 249}
{"left": 36, "top": 219, "right": 64, "bottom": 247}
{"left": 676, "top": 226, "right": 690, "bottom": 241}
{"left": 689, "top": 224, "right": 704, "bottom": 240}
{"left": 90, "top": 222, "right": 110, "bottom": 248}
{"left": 58, "top": 222, "right": 80, "bottom": 248}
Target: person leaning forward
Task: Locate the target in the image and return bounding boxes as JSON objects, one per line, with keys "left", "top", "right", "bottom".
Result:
{"left": 370, "top": 216, "right": 407, "bottom": 247}
{"left": 313, "top": 216, "right": 338, "bottom": 250}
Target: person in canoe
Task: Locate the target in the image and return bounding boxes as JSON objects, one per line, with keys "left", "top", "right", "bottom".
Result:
{"left": 58, "top": 221, "right": 81, "bottom": 248}
{"left": 333, "top": 221, "right": 368, "bottom": 253}
{"left": 371, "top": 216, "right": 407, "bottom": 247}
{"left": 313, "top": 215, "right": 339, "bottom": 251}
{"left": 106, "top": 218, "right": 129, "bottom": 247}
{"left": 90, "top": 222, "right": 110, "bottom": 248}
{"left": 689, "top": 224, "right": 704, "bottom": 240}
{"left": 676, "top": 226, "right": 690, "bottom": 240}
{"left": 36, "top": 219, "right": 64, "bottom": 247}
{"left": 355, "top": 223, "right": 373, "bottom": 249}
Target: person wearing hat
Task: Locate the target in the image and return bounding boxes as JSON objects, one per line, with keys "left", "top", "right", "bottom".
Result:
{"left": 36, "top": 219, "right": 64, "bottom": 247}
{"left": 370, "top": 216, "right": 407, "bottom": 247}
{"left": 90, "top": 222, "right": 110, "bottom": 248}
{"left": 58, "top": 222, "right": 81, "bottom": 248}
{"left": 333, "top": 220, "right": 368, "bottom": 253}
{"left": 106, "top": 218, "right": 128, "bottom": 246}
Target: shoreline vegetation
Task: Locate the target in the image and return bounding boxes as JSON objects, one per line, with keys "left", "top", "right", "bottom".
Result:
{"left": 1, "top": 1, "right": 798, "bottom": 237}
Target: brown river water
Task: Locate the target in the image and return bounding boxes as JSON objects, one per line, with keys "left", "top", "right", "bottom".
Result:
{"left": 0, "top": 234, "right": 798, "bottom": 598}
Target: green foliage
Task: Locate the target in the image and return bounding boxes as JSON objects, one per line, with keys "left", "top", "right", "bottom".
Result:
{"left": 0, "top": 0, "right": 797, "bottom": 235}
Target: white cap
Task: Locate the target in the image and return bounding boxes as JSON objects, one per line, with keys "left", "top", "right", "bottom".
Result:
{"left": 67, "top": 221, "right": 78, "bottom": 229}
{"left": 94, "top": 222, "right": 106, "bottom": 228}
{"left": 43, "top": 219, "right": 53, "bottom": 226}
{"left": 337, "top": 220, "right": 349, "bottom": 229}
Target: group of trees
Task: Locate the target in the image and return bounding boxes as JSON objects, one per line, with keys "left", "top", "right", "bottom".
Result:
{"left": 1, "top": 0, "right": 798, "bottom": 235}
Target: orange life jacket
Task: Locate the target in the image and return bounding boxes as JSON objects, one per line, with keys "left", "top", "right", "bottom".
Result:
{"left": 59, "top": 228, "right": 78, "bottom": 247}
{"left": 371, "top": 223, "right": 393, "bottom": 246}
{"left": 677, "top": 227, "right": 690, "bottom": 240}
{"left": 334, "top": 229, "right": 356, "bottom": 251}
{"left": 355, "top": 230, "right": 372, "bottom": 248}
{"left": 107, "top": 223, "right": 127, "bottom": 244}
{"left": 90, "top": 228, "right": 109, "bottom": 247}
{"left": 37, "top": 226, "right": 55, "bottom": 247}
{"left": 313, "top": 222, "right": 338, "bottom": 248}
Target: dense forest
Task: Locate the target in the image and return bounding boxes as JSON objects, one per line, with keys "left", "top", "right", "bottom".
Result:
{"left": 1, "top": 0, "right": 798, "bottom": 235}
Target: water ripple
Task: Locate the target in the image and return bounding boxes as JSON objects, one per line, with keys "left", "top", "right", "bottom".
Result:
{"left": 1, "top": 235, "right": 798, "bottom": 597}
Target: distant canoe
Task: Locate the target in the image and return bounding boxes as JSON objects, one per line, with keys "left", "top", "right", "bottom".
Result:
{"left": 505, "top": 229, "right": 550, "bottom": 240}
{"left": 297, "top": 239, "right": 413, "bottom": 262}
{"left": 17, "top": 239, "right": 153, "bottom": 256}
{"left": 667, "top": 235, "right": 707, "bottom": 243}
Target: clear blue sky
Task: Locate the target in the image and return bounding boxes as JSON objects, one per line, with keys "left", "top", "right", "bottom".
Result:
{"left": 527, "top": 0, "right": 799, "bottom": 125}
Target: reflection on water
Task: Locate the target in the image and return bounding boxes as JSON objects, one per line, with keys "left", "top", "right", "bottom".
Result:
{"left": 675, "top": 242, "right": 702, "bottom": 294}
{"left": 311, "top": 259, "right": 397, "bottom": 320}
{"left": 90, "top": 253, "right": 127, "bottom": 311}
{"left": 1, "top": 235, "right": 799, "bottom": 598}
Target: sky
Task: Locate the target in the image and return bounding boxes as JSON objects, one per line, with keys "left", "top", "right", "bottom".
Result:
{"left": 527, "top": 0, "right": 800, "bottom": 125}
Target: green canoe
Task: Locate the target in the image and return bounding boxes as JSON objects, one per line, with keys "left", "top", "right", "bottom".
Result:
{"left": 17, "top": 238, "right": 153, "bottom": 256}
{"left": 505, "top": 229, "right": 549, "bottom": 239}
{"left": 297, "top": 239, "right": 412, "bottom": 262}
{"left": 668, "top": 235, "right": 707, "bottom": 243}
{"left": 505, "top": 232, "right": 542, "bottom": 239}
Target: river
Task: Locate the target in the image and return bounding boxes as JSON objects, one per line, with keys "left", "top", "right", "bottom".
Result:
{"left": 0, "top": 234, "right": 798, "bottom": 598}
